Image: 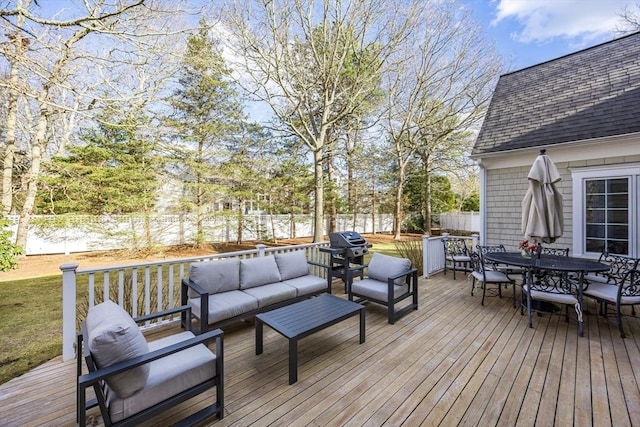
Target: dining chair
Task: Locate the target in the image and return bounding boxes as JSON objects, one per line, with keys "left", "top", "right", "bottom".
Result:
{"left": 469, "top": 252, "right": 516, "bottom": 307}
{"left": 583, "top": 268, "right": 640, "bottom": 338}
{"left": 538, "top": 247, "right": 570, "bottom": 257}
{"left": 443, "top": 238, "right": 472, "bottom": 280}
{"left": 521, "top": 268, "right": 583, "bottom": 333}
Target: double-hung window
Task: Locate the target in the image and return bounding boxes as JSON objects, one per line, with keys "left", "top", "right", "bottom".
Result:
{"left": 572, "top": 164, "right": 639, "bottom": 258}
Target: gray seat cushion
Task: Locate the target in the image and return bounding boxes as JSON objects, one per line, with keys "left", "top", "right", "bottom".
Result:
{"left": 188, "top": 258, "right": 241, "bottom": 297}
{"left": 282, "top": 274, "right": 327, "bottom": 296}
{"left": 275, "top": 251, "right": 310, "bottom": 280}
{"left": 352, "top": 277, "right": 409, "bottom": 301}
{"left": 85, "top": 301, "right": 150, "bottom": 398}
{"left": 240, "top": 256, "right": 282, "bottom": 289}
{"left": 189, "top": 290, "right": 259, "bottom": 324}
{"left": 242, "top": 282, "right": 297, "bottom": 308}
{"left": 106, "top": 331, "right": 217, "bottom": 423}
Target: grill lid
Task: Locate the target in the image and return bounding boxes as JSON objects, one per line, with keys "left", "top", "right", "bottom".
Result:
{"left": 329, "top": 231, "right": 367, "bottom": 248}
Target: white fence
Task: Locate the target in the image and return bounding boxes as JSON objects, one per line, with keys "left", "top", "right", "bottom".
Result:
{"left": 7, "top": 213, "right": 393, "bottom": 255}
{"left": 439, "top": 211, "right": 480, "bottom": 233}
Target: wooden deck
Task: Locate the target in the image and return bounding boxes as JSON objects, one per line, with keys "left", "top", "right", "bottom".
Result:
{"left": 2, "top": 272, "right": 640, "bottom": 426}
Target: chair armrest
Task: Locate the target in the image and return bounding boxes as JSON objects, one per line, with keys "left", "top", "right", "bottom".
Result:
{"left": 388, "top": 267, "right": 418, "bottom": 281}
{"left": 78, "top": 328, "right": 224, "bottom": 387}
{"left": 133, "top": 305, "right": 192, "bottom": 324}
{"left": 182, "top": 278, "right": 208, "bottom": 297}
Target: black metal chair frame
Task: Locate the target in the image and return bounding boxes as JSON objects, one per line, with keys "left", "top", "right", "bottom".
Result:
{"left": 77, "top": 305, "right": 224, "bottom": 427}
{"left": 443, "top": 238, "right": 472, "bottom": 280}
{"left": 470, "top": 251, "right": 517, "bottom": 307}
{"left": 584, "top": 268, "right": 640, "bottom": 338}
{"left": 348, "top": 265, "right": 419, "bottom": 324}
{"left": 521, "top": 268, "right": 582, "bottom": 332}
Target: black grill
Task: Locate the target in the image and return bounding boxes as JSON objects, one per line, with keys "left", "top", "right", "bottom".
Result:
{"left": 321, "top": 231, "right": 372, "bottom": 292}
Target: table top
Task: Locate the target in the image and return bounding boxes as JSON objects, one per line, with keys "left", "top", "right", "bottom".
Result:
{"left": 484, "top": 252, "right": 610, "bottom": 273}
{"left": 256, "top": 294, "right": 364, "bottom": 339}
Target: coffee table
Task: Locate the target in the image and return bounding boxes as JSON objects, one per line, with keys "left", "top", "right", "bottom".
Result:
{"left": 255, "top": 294, "right": 365, "bottom": 384}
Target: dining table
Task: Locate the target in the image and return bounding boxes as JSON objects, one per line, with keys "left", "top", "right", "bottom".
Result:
{"left": 484, "top": 252, "right": 610, "bottom": 336}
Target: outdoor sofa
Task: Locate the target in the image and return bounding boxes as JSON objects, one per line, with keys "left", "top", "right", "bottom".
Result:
{"left": 181, "top": 250, "right": 329, "bottom": 334}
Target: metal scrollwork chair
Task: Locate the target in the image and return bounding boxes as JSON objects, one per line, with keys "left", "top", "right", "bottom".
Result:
{"left": 522, "top": 268, "right": 583, "bottom": 334}
{"left": 583, "top": 268, "right": 640, "bottom": 338}
{"left": 469, "top": 251, "right": 516, "bottom": 307}
{"left": 443, "top": 238, "right": 472, "bottom": 280}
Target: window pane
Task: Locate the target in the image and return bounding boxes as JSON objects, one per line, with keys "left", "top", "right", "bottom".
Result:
{"left": 607, "top": 240, "right": 628, "bottom": 255}
{"left": 608, "top": 178, "right": 628, "bottom": 192}
{"left": 586, "top": 180, "right": 605, "bottom": 193}
{"left": 586, "top": 224, "right": 605, "bottom": 238}
{"left": 586, "top": 194, "right": 605, "bottom": 207}
{"left": 586, "top": 209, "right": 605, "bottom": 222}
{"left": 608, "top": 209, "right": 628, "bottom": 223}
{"left": 586, "top": 239, "right": 605, "bottom": 253}
{"left": 608, "top": 194, "right": 628, "bottom": 208}
{"left": 608, "top": 225, "right": 628, "bottom": 239}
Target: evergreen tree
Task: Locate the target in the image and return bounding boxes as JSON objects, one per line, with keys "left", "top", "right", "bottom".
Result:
{"left": 165, "top": 21, "right": 245, "bottom": 246}
{"left": 38, "top": 104, "right": 161, "bottom": 215}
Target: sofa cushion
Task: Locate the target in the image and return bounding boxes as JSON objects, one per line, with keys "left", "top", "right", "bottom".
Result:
{"left": 106, "top": 331, "right": 217, "bottom": 423}
{"left": 282, "top": 275, "right": 327, "bottom": 296}
{"left": 240, "top": 256, "right": 282, "bottom": 289}
{"left": 242, "top": 283, "right": 297, "bottom": 308}
{"left": 352, "top": 277, "right": 409, "bottom": 301}
{"left": 189, "top": 290, "right": 259, "bottom": 324}
{"left": 367, "top": 253, "right": 412, "bottom": 285}
{"left": 274, "top": 251, "right": 310, "bottom": 280}
{"left": 85, "top": 301, "right": 150, "bottom": 398}
{"left": 188, "top": 258, "right": 241, "bottom": 297}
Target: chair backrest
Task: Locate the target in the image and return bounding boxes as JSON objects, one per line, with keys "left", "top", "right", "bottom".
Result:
{"left": 598, "top": 252, "right": 639, "bottom": 282}
{"left": 539, "top": 247, "right": 569, "bottom": 257}
{"left": 443, "top": 238, "right": 469, "bottom": 257}
{"left": 530, "top": 269, "right": 575, "bottom": 294}
{"left": 620, "top": 268, "right": 640, "bottom": 297}
{"left": 477, "top": 244, "right": 506, "bottom": 255}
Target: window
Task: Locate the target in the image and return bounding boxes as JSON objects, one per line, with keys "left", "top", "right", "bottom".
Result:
{"left": 572, "top": 164, "right": 639, "bottom": 258}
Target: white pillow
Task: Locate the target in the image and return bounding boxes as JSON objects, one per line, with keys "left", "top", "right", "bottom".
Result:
{"left": 367, "top": 252, "right": 411, "bottom": 285}
{"left": 275, "top": 251, "right": 310, "bottom": 280}
{"left": 85, "top": 300, "right": 149, "bottom": 398}
{"left": 240, "top": 256, "right": 282, "bottom": 289}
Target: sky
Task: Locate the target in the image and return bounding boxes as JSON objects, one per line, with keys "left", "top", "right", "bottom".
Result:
{"left": 464, "top": 0, "right": 640, "bottom": 72}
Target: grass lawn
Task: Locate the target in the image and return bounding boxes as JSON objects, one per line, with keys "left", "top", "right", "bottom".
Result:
{"left": 0, "top": 275, "right": 64, "bottom": 385}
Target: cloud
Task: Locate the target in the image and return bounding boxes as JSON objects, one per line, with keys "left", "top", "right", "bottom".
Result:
{"left": 491, "top": 0, "right": 637, "bottom": 43}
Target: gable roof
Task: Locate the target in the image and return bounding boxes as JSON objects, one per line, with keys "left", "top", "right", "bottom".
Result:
{"left": 472, "top": 31, "right": 640, "bottom": 156}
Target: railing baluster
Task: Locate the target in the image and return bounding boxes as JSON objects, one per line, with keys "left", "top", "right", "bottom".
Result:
{"left": 118, "top": 269, "right": 125, "bottom": 307}
{"left": 88, "top": 274, "right": 95, "bottom": 308}
{"left": 103, "top": 272, "right": 109, "bottom": 302}
{"left": 132, "top": 267, "right": 138, "bottom": 317}
{"left": 156, "top": 265, "right": 163, "bottom": 313}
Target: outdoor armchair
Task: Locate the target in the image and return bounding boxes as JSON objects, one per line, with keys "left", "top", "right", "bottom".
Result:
{"left": 583, "top": 252, "right": 639, "bottom": 286}
{"left": 443, "top": 237, "right": 472, "bottom": 279}
{"left": 77, "top": 301, "right": 224, "bottom": 427}
{"left": 348, "top": 252, "right": 418, "bottom": 324}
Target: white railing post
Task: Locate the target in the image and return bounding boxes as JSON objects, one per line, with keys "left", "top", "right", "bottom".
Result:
{"left": 60, "top": 263, "right": 79, "bottom": 362}
{"left": 422, "top": 235, "right": 430, "bottom": 278}
{"left": 256, "top": 244, "right": 267, "bottom": 257}
{"left": 472, "top": 234, "right": 479, "bottom": 252}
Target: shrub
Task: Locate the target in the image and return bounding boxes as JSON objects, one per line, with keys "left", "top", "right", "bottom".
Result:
{"left": 394, "top": 239, "right": 423, "bottom": 276}
{"left": 0, "top": 215, "right": 22, "bottom": 272}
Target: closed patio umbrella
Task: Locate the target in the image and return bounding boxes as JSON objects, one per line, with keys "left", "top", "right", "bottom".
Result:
{"left": 521, "top": 149, "right": 563, "bottom": 244}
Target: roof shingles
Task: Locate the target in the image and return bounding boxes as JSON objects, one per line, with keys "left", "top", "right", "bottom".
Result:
{"left": 472, "top": 32, "right": 640, "bottom": 155}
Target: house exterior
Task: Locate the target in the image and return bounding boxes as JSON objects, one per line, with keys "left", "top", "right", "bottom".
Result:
{"left": 471, "top": 31, "right": 640, "bottom": 258}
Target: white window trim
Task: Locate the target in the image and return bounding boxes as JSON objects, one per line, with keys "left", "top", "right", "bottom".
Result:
{"left": 571, "top": 163, "right": 640, "bottom": 258}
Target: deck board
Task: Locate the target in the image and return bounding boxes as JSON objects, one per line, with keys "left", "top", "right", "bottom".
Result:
{"left": 2, "top": 272, "right": 640, "bottom": 427}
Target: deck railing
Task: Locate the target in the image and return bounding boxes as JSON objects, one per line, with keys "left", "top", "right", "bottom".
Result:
{"left": 60, "top": 242, "right": 330, "bottom": 361}
{"left": 422, "top": 233, "right": 478, "bottom": 277}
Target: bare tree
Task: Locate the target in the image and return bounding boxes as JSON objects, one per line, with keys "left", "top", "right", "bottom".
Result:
{"left": 617, "top": 1, "right": 640, "bottom": 32}
{"left": 384, "top": 3, "right": 503, "bottom": 234}
{"left": 222, "top": 0, "right": 424, "bottom": 242}
{"left": 0, "top": 1, "right": 197, "bottom": 250}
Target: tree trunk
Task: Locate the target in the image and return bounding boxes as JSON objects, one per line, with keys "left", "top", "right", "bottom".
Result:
{"left": 393, "top": 164, "right": 405, "bottom": 239}
{"left": 326, "top": 147, "right": 336, "bottom": 234}
{"left": 236, "top": 199, "right": 243, "bottom": 244}
{"left": 2, "top": 14, "right": 27, "bottom": 214}
{"left": 313, "top": 149, "right": 324, "bottom": 242}
{"left": 423, "top": 162, "right": 432, "bottom": 235}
